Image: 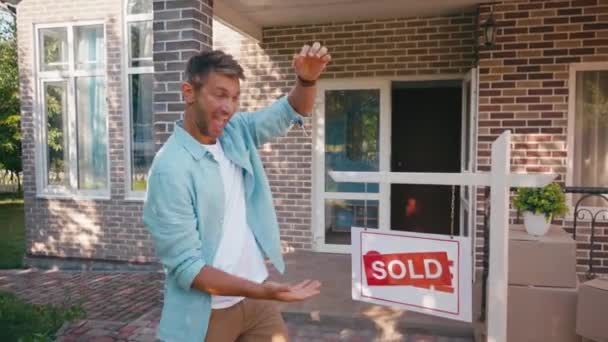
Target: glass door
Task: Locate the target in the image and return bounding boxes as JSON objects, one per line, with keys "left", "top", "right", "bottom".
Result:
{"left": 313, "top": 80, "right": 390, "bottom": 253}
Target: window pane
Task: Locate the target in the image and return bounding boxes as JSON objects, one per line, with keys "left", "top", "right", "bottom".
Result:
{"left": 574, "top": 70, "right": 608, "bottom": 206}
{"left": 127, "top": 0, "right": 152, "bottom": 15}
{"left": 325, "top": 199, "right": 378, "bottom": 245}
{"left": 129, "top": 21, "right": 153, "bottom": 67}
{"left": 39, "top": 27, "right": 68, "bottom": 71}
{"left": 325, "top": 89, "right": 380, "bottom": 193}
{"left": 44, "top": 81, "right": 69, "bottom": 187}
{"left": 74, "top": 25, "right": 104, "bottom": 70}
{"left": 130, "top": 74, "right": 155, "bottom": 191}
{"left": 76, "top": 77, "right": 108, "bottom": 190}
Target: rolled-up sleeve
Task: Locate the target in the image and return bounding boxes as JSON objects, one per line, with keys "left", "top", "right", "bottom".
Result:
{"left": 143, "top": 171, "right": 205, "bottom": 290}
{"left": 238, "top": 95, "right": 303, "bottom": 147}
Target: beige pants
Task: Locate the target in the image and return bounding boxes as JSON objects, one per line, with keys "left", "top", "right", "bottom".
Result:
{"left": 205, "top": 299, "right": 289, "bottom": 342}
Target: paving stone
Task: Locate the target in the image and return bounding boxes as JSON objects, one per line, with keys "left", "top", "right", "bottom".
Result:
{"left": 0, "top": 269, "right": 473, "bottom": 342}
{"left": 89, "top": 337, "right": 115, "bottom": 342}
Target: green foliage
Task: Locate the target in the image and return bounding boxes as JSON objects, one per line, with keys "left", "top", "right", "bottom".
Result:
{"left": 0, "top": 291, "right": 85, "bottom": 342}
{"left": 0, "top": 12, "right": 21, "bottom": 188}
{"left": 512, "top": 182, "right": 569, "bottom": 219}
{"left": 133, "top": 178, "right": 147, "bottom": 191}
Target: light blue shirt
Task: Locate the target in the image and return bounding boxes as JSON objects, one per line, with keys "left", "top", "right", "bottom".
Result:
{"left": 143, "top": 96, "right": 302, "bottom": 341}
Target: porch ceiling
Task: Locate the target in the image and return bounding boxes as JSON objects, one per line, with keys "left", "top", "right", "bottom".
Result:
{"left": 214, "top": 0, "right": 484, "bottom": 41}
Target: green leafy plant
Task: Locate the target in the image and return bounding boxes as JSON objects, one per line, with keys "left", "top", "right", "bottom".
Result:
{"left": 0, "top": 291, "right": 85, "bottom": 342}
{"left": 512, "top": 182, "right": 569, "bottom": 220}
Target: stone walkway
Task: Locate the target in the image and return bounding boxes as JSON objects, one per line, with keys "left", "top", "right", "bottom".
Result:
{"left": 0, "top": 267, "right": 474, "bottom": 341}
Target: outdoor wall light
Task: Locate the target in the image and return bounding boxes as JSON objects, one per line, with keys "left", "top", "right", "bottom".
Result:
{"left": 481, "top": 7, "right": 498, "bottom": 48}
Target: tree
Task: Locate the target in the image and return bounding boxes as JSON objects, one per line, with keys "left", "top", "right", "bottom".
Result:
{"left": 0, "top": 9, "right": 21, "bottom": 191}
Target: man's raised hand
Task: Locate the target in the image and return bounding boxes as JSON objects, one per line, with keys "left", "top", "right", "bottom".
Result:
{"left": 292, "top": 42, "right": 331, "bottom": 82}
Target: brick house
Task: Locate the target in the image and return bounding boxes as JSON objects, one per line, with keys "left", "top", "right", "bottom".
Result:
{"left": 9, "top": 0, "right": 608, "bottom": 274}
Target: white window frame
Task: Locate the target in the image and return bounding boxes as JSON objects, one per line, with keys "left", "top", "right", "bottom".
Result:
{"left": 34, "top": 20, "right": 110, "bottom": 200}
{"left": 566, "top": 62, "right": 608, "bottom": 215}
{"left": 312, "top": 79, "right": 390, "bottom": 254}
{"left": 122, "top": 0, "right": 154, "bottom": 200}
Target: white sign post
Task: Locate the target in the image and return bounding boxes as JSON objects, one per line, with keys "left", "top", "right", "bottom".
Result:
{"left": 330, "top": 131, "right": 556, "bottom": 342}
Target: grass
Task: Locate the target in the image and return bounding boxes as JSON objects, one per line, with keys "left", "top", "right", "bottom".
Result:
{"left": 0, "top": 291, "right": 85, "bottom": 342}
{"left": 0, "top": 192, "right": 24, "bottom": 269}
{"left": 133, "top": 179, "right": 147, "bottom": 192}
{"left": 0, "top": 193, "right": 85, "bottom": 341}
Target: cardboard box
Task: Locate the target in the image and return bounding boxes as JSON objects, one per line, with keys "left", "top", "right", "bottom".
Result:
{"left": 508, "top": 284, "right": 580, "bottom": 342}
{"left": 576, "top": 278, "right": 608, "bottom": 342}
{"left": 509, "top": 225, "right": 577, "bottom": 288}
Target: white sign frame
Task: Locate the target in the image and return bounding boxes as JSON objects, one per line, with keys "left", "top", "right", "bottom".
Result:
{"left": 330, "top": 131, "right": 556, "bottom": 342}
{"left": 352, "top": 227, "right": 472, "bottom": 322}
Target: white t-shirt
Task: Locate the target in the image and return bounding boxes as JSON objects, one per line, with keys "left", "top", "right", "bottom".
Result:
{"left": 205, "top": 141, "right": 269, "bottom": 309}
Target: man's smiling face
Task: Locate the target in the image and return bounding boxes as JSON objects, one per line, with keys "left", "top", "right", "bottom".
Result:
{"left": 184, "top": 71, "right": 241, "bottom": 143}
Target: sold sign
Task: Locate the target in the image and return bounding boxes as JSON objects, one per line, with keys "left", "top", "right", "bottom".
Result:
{"left": 351, "top": 228, "right": 472, "bottom": 322}
{"left": 363, "top": 251, "right": 454, "bottom": 293}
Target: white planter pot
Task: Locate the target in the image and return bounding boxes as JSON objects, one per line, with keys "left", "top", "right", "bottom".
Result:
{"left": 523, "top": 211, "right": 552, "bottom": 236}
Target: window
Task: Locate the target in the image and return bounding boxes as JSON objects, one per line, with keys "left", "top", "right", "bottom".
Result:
{"left": 569, "top": 63, "right": 608, "bottom": 207}
{"left": 36, "top": 22, "right": 108, "bottom": 197}
{"left": 324, "top": 89, "right": 380, "bottom": 193}
{"left": 124, "top": 0, "right": 154, "bottom": 195}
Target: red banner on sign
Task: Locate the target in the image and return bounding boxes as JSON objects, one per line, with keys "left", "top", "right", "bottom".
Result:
{"left": 363, "top": 251, "right": 454, "bottom": 293}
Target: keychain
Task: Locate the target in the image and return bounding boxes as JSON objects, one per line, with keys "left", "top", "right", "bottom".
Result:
{"left": 292, "top": 117, "right": 308, "bottom": 137}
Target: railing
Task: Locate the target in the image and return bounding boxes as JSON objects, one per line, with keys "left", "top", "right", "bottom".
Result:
{"left": 0, "top": 170, "right": 21, "bottom": 193}
{"left": 564, "top": 186, "right": 608, "bottom": 280}
{"left": 478, "top": 186, "right": 608, "bottom": 323}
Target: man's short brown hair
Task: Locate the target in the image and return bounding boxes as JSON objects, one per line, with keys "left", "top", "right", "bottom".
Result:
{"left": 185, "top": 50, "right": 245, "bottom": 89}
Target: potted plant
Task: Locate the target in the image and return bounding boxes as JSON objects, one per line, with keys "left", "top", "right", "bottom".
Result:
{"left": 512, "top": 182, "right": 568, "bottom": 236}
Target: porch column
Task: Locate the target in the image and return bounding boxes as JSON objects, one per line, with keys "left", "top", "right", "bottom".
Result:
{"left": 152, "top": 0, "right": 213, "bottom": 146}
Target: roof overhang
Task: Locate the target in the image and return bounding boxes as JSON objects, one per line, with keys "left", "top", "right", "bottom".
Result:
{"left": 214, "top": 0, "right": 485, "bottom": 41}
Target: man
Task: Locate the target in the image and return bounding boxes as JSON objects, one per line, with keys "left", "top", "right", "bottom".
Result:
{"left": 143, "top": 42, "right": 331, "bottom": 342}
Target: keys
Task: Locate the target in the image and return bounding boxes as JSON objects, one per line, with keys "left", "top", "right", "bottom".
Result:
{"left": 293, "top": 117, "right": 308, "bottom": 137}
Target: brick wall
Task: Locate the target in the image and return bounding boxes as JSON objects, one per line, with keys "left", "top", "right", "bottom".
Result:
{"left": 476, "top": 0, "right": 608, "bottom": 274}
{"left": 214, "top": 14, "right": 477, "bottom": 250}
{"left": 152, "top": 0, "right": 213, "bottom": 145}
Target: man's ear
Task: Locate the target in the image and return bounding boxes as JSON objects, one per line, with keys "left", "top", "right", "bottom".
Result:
{"left": 181, "top": 82, "right": 196, "bottom": 104}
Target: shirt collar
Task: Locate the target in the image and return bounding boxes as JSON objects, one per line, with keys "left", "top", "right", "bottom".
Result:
{"left": 173, "top": 120, "right": 210, "bottom": 161}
